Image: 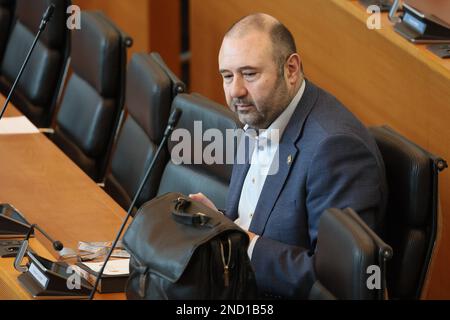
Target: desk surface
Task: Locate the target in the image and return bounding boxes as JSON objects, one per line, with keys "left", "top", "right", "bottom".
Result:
{"left": 0, "top": 96, "right": 126, "bottom": 300}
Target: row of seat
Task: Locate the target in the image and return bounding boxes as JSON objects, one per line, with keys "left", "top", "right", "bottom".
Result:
{"left": 0, "top": 1, "right": 133, "bottom": 181}
{"left": 0, "top": 0, "right": 70, "bottom": 127}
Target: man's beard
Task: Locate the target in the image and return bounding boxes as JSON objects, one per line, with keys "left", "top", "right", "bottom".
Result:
{"left": 231, "top": 77, "right": 290, "bottom": 129}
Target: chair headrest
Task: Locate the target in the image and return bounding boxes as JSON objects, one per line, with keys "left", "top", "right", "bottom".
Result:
{"left": 126, "top": 53, "right": 183, "bottom": 143}
{"left": 0, "top": 0, "right": 14, "bottom": 7}
{"left": 71, "top": 11, "right": 121, "bottom": 97}
{"left": 370, "top": 126, "right": 432, "bottom": 227}
{"left": 15, "top": 0, "right": 68, "bottom": 49}
{"left": 314, "top": 208, "right": 391, "bottom": 299}
{"left": 168, "top": 93, "right": 242, "bottom": 182}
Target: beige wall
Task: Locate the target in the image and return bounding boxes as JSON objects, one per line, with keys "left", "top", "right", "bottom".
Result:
{"left": 74, "top": 0, "right": 180, "bottom": 75}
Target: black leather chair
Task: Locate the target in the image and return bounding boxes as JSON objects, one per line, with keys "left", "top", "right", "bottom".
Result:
{"left": 0, "top": 0, "right": 70, "bottom": 127}
{"left": 0, "top": 0, "right": 15, "bottom": 63}
{"left": 157, "top": 93, "right": 242, "bottom": 210}
{"left": 52, "top": 11, "right": 132, "bottom": 182}
{"left": 370, "top": 125, "right": 448, "bottom": 299}
{"left": 104, "top": 52, "right": 185, "bottom": 210}
{"left": 309, "top": 207, "right": 393, "bottom": 300}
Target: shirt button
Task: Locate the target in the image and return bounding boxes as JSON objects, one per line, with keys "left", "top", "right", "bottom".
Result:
{"left": 250, "top": 213, "right": 254, "bottom": 218}
{"left": 252, "top": 178, "right": 255, "bottom": 184}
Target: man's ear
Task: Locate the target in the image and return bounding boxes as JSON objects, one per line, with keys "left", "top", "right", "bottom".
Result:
{"left": 285, "top": 53, "right": 301, "bottom": 85}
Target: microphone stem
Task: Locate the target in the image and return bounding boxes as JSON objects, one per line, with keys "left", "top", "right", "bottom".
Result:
{"left": 89, "top": 129, "right": 173, "bottom": 299}
{"left": 0, "top": 28, "right": 43, "bottom": 120}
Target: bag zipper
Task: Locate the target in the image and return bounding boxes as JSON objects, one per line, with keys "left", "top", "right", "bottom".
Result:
{"left": 220, "top": 237, "right": 232, "bottom": 287}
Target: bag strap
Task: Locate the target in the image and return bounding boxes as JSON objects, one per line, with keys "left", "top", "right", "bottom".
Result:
{"left": 171, "top": 197, "right": 212, "bottom": 227}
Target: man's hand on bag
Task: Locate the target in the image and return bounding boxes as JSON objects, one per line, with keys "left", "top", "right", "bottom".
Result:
{"left": 189, "top": 193, "right": 218, "bottom": 211}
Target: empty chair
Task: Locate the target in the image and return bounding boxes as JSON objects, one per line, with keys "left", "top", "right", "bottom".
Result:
{"left": 370, "top": 125, "right": 448, "bottom": 299}
{"left": 104, "top": 52, "right": 185, "bottom": 210}
{"left": 52, "top": 11, "right": 131, "bottom": 182}
{"left": 309, "top": 207, "right": 392, "bottom": 300}
{"left": 0, "top": 0, "right": 70, "bottom": 127}
{"left": 157, "top": 93, "right": 242, "bottom": 210}
{"left": 0, "top": 0, "right": 15, "bottom": 63}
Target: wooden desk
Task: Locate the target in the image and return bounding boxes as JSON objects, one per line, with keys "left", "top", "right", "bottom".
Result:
{"left": 0, "top": 95, "right": 126, "bottom": 300}
{"left": 190, "top": 0, "right": 450, "bottom": 298}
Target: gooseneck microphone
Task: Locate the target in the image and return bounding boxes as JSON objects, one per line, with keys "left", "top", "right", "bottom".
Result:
{"left": 40, "top": 4, "right": 56, "bottom": 31}
{"left": 25, "top": 224, "right": 64, "bottom": 251}
{"left": 0, "top": 4, "right": 56, "bottom": 120}
{"left": 89, "top": 108, "right": 183, "bottom": 299}
{"left": 14, "top": 223, "right": 64, "bottom": 273}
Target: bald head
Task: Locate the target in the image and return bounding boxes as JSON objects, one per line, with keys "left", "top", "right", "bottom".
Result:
{"left": 225, "top": 13, "right": 297, "bottom": 75}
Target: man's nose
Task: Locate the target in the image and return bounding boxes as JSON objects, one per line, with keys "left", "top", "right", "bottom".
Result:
{"left": 230, "top": 76, "right": 247, "bottom": 99}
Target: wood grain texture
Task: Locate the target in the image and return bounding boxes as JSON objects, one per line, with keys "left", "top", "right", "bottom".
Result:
{"left": 0, "top": 98, "right": 126, "bottom": 300}
{"left": 190, "top": 0, "right": 450, "bottom": 299}
{"left": 73, "top": 0, "right": 181, "bottom": 75}
{"left": 74, "top": 0, "right": 150, "bottom": 59}
{"left": 0, "top": 132, "right": 126, "bottom": 251}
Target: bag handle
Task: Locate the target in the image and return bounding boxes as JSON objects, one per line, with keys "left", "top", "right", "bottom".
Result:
{"left": 172, "top": 197, "right": 211, "bottom": 227}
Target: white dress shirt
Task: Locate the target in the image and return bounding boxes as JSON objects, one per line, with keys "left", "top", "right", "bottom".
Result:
{"left": 235, "top": 80, "right": 306, "bottom": 257}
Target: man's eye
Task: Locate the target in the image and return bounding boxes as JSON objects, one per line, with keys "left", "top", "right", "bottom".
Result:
{"left": 223, "top": 74, "right": 233, "bottom": 81}
{"left": 243, "top": 73, "right": 256, "bottom": 79}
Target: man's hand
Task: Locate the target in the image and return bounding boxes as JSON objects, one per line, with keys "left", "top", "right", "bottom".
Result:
{"left": 189, "top": 193, "right": 218, "bottom": 211}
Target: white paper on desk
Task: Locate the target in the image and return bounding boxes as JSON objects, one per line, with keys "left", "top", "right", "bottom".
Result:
{"left": 81, "top": 259, "right": 130, "bottom": 276}
{"left": 0, "top": 116, "right": 39, "bottom": 134}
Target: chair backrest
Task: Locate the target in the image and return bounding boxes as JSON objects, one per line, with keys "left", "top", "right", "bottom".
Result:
{"left": 310, "top": 207, "right": 393, "bottom": 300}
{"left": 104, "top": 52, "right": 185, "bottom": 210}
{"left": 369, "top": 125, "right": 447, "bottom": 299}
{"left": 0, "top": 0, "right": 70, "bottom": 127}
{"left": 52, "top": 11, "right": 131, "bottom": 182}
{"left": 0, "top": 0, "right": 15, "bottom": 63}
{"left": 157, "top": 93, "right": 242, "bottom": 210}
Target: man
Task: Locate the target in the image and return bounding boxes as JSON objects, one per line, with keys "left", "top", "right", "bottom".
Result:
{"left": 190, "top": 13, "right": 387, "bottom": 299}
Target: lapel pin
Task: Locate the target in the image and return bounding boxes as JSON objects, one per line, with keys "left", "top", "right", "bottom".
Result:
{"left": 287, "top": 155, "right": 293, "bottom": 166}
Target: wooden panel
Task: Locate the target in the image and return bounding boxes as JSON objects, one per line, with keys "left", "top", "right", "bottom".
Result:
{"left": 0, "top": 100, "right": 126, "bottom": 253}
{"left": 74, "top": 0, "right": 150, "bottom": 59}
{"left": 190, "top": 0, "right": 450, "bottom": 299}
{"left": 149, "top": 0, "right": 181, "bottom": 76}
{"left": 73, "top": 0, "right": 181, "bottom": 75}
{"left": 0, "top": 97, "right": 126, "bottom": 300}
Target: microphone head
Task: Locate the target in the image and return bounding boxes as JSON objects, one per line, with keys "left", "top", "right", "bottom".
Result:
{"left": 53, "top": 240, "right": 64, "bottom": 251}
{"left": 168, "top": 108, "right": 182, "bottom": 127}
{"left": 41, "top": 4, "right": 55, "bottom": 26}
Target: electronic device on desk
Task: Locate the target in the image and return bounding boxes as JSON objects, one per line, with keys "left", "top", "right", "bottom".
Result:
{"left": 0, "top": 203, "right": 33, "bottom": 257}
{"left": 0, "top": 203, "right": 33, "bottom": 239}
{"left": 13, "top": 224, "right": 93, "bottom": 299}
{"left": 359, "top": 0, "right": 393, "bottom": 12}
{"left": 392, "top": 0, "right": 450, "bottom": 43}
{"left": 427, "top": 44, "right": 450, "bottom": 59}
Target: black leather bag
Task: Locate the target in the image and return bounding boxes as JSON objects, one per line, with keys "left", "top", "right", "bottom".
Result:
{"left": 122, "top": 192, "right": 257, "bottom": 300}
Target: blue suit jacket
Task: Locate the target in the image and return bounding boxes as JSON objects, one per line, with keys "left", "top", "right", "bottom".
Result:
{"left": 226, "top": 80, "right": 387, "bottom": 298}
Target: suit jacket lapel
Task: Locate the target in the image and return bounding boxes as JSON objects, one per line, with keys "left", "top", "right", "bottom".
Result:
{"left": 249, "top": 80, "right": 319, "bottom": 235}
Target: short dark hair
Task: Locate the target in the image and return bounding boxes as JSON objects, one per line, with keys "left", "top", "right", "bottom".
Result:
{"left": 225, "top": 14, "right": 298, "bottom": 76}
{"left": 269, "top": 22, "right": 297, "bottom": 76}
